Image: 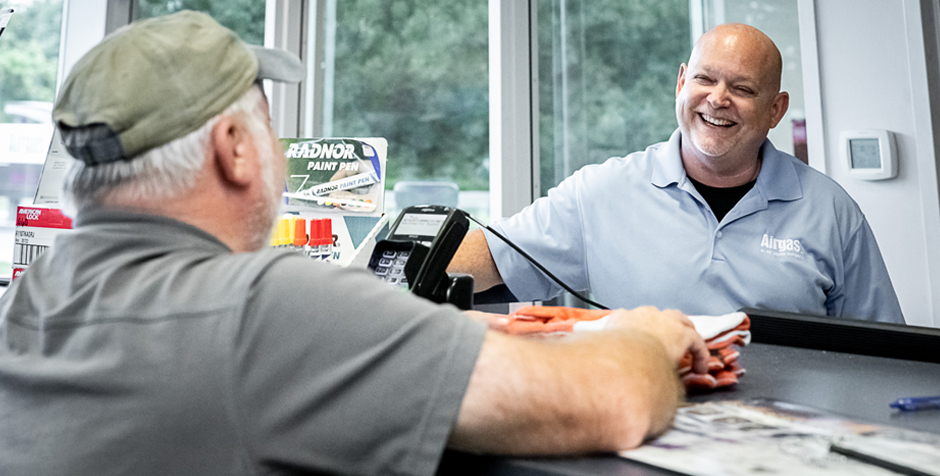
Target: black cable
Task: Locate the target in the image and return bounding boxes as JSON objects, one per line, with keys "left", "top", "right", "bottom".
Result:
{"left": 464, "top": 213, "right": 609, "bottom": 310}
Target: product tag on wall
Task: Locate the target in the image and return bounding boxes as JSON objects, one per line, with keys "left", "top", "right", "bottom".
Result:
{"left": 11, "top": 205, "right": 72, "bottom": 280}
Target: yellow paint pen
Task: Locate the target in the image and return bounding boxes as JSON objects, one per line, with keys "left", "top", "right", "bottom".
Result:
{"left": 269, "top": 225, "right": 279, "bottom": 248}
{"left": 277, "top": 216, "right": 291, "bottom": 249}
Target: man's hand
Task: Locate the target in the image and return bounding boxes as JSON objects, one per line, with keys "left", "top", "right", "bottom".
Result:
{"left": 463, "top": 310, "right": 510, "bottom": 332}
{"left": 603, "top": 307, "right": 710, "bottom": 375}
{"left": 450, "top": 305, "right": 698, "bottom": 455}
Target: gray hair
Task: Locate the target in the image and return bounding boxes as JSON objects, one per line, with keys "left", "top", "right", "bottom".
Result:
{"left": 61, "top": 86, "right": 269, "bottom": 214}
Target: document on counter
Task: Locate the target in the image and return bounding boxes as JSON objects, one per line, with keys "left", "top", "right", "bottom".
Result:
{"left": 619, "top": 398, "right": 940, "bottom": 476}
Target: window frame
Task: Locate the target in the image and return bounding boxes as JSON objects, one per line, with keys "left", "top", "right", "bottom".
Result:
{"left": 268, "top": 0, "right": 535, "bottom": 220}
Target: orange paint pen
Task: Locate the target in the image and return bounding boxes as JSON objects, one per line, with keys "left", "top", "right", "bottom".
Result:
{"left": 292, "top": 217, "right": 307, "bottom": 253}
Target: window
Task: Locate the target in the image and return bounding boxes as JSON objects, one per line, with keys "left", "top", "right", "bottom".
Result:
{"left": 303, "top": 0, "right": 489, "bottom": 223}
{"left": 139, "top": 0, "right": 490, "bottom": 224}
{"left": 135, "top": 0, "right": 265, "bottom": 45}
{"left": 536, "top": 0, "right": 806, "bottom": 196}
{"left": 0, "top": 0, "right": 64, "bottom": 280}
{"left": 537, "top": 0, "right": 692, "bottom": 195}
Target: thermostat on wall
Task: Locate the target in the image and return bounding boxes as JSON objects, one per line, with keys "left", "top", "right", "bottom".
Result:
{"left": 840, "top": 129, "right": 897, "bottom": 180}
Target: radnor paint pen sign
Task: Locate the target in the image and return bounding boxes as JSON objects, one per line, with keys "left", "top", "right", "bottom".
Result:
{"left": 280, "top": 138, "right": 387, "bottom": 217}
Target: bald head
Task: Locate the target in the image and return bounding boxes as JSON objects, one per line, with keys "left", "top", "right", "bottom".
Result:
{"left": 690, "top": 24, "right": 783, "bottom": 93}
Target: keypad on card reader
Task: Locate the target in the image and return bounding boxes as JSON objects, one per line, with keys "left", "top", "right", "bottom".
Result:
{"left": 374, "top": 249, "right": 411, "bottom": 286}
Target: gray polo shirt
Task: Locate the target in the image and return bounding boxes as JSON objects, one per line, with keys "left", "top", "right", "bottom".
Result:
{"left": 0, "top": 209, "right": 486, "bottom": 476}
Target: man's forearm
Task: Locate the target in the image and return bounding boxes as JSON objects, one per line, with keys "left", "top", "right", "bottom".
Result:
{"left": 448, "top": 329, "right": 681, "bottom": 455}
{"left": 447, "top": 229, "right": 504, "bottom": 292}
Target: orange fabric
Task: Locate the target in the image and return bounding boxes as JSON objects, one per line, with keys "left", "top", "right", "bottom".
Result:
{"left": 503, "top": 306, "right": 752, "bottom": 393}
{"left": 511, "top": 306, "right": 612, "bottom": 322}
{"left": 682, "top": 317, "right": 751, "bottom": 392}
{"left": 682, "top": 372, "right": 719, "bottom": 391}
{"left": 503, "top": 306, "right": 611, "bottom": 335}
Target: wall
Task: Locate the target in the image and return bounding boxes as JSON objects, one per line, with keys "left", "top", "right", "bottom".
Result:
{"left": 809, "top": 0, "right": 940, "bottom": 327}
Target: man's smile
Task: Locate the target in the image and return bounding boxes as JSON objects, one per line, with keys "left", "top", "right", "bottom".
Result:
{"left": 699, "top": 113, "right": 737, "bottom": 128}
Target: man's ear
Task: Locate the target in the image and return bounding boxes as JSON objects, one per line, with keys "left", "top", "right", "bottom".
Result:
{"left": 676, "top": 63, "right": 688, "bottom": 98}
{"left": 210, "top": 115, "right": 255, "bottom": 187}
{"left": 768, "top": 91, "right": 790, "bottom": 129}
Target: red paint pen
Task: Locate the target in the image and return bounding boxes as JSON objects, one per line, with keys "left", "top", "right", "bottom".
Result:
{"left": 320, "top": 218, "right": 333, "bottom": 263}
{"left": 306, "top": 219, "right": 321, "bottom": 259}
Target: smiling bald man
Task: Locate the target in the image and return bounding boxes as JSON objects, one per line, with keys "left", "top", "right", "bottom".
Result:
{"left": 449, "top": 24, "right": 904, "bottom": 324}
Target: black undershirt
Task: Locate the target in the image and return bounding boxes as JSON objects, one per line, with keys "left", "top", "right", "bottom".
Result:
{"left": 687, "top": 176, "right": 756, "bottom": 222}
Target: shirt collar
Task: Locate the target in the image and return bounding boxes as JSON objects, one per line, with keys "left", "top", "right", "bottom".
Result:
{"left": 754, "top": 139, "right": 803, "bottom": 202}
{"left": 650, "top": 129, "right": 802, "bottom": 202}
{"left": 650, "top": 129, "right": 685, "bottom": 188}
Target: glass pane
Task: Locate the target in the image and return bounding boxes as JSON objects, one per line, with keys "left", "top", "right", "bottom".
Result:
{"left": 702, "top": 0, "right": 805, "bottom": 163}
{"left": 0, "top": 0, "right": 64, "bottom": 281}
{"left": 322, "top": 1, "right": 489, "bottom": 223}
{"left": 537, "top": 0, "right": 692, "bottom": 196}
{"left": 136, "top": 0, "right": 265, "bottom": 45}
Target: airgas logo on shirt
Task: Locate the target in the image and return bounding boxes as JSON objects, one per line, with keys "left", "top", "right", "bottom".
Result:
{"left": 760, "top": 233, "right": 803, "bottom": 258}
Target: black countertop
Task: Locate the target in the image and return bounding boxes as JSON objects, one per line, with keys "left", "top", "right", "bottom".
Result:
{"left": 437, "top": 342, "right": 940, "bottom": 475}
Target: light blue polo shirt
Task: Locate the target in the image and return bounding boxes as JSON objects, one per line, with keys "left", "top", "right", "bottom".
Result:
{"left": 487, "top": 129, "right": 904, "bottom": 323}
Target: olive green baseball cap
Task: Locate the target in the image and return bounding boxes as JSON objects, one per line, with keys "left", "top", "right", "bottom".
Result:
{"left": 53, "top": 10, "right": 304, "bottom": 165}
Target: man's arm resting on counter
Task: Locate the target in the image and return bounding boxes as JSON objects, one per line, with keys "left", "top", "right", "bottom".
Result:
{"left": 447, "top": 229, "right": 503, "bottom": 292}
{"left": 448, "top": 308, "right": 709, "bottom": 455}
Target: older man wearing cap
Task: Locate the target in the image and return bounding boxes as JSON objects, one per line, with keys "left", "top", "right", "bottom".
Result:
{"left": 0, "top": 11, "right": 709, "bottom": 476}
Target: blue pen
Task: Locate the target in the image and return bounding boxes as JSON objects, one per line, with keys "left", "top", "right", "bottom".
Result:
{"left": 889, "top": 395, "right": 940, "bottom": 411}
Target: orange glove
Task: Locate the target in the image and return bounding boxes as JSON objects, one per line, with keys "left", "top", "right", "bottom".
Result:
{"left": 503, "top": 306, "right": 611, "bottom": 335}
{"left": 501, "top": 306, "right": 752, "bottom": 393}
